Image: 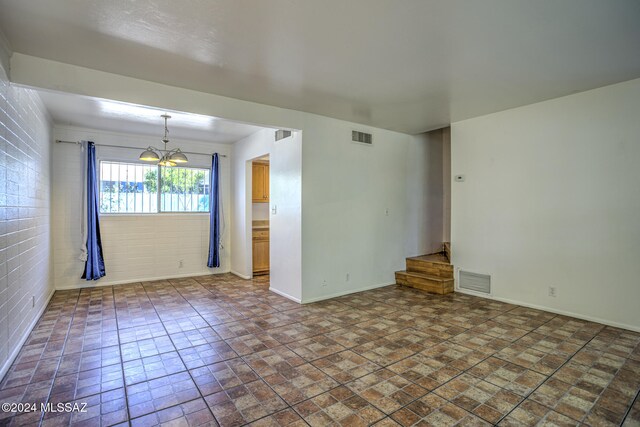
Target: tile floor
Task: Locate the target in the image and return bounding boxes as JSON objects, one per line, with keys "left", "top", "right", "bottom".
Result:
{"left": 0, "top": 274, "right": 638, "bottom": 426}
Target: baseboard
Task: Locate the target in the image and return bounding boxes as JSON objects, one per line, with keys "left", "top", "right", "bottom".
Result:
{"left": 230, "top": 270, "right": 251, "bottom": 280}
{"left": 0, "top": 287, "right": 55, "bottom": 382}
{"left": 455, "top": 288, "right": 640, "bottom": 333}
{"left": 302, "top": 281, "right": 395, "bottom": 304}
{"left": 269, "top": 287, "right": 302, "bottom": 304}
{"left": 55, "top": 270, "right": 231, "bottom": 290}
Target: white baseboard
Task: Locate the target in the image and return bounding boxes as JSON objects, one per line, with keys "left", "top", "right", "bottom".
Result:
{"left": 55, "top": 270, "right": 231, "bottom": 290}
{"left": 0, "top": 287, "right": 55, "bottom": 382}
{"left": 302, "top": 281, "right": 395, "bottom": 304}
{"left": 230, "top": 270, "right": 252, "bottom": 280}
{"left": 455, "top": 288, "right": 640, "bottom": 333}
{"left": 269, "top": 287, "right": 302, "bottom": 304}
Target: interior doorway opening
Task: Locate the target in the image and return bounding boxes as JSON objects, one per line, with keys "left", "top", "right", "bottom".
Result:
{"left": 251, "top": 155, "right": 270, "bottom": 276}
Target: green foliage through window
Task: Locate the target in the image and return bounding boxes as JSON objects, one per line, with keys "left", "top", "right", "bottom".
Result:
{"left": 99, "top": 161, "right": 210, "bottom": 213}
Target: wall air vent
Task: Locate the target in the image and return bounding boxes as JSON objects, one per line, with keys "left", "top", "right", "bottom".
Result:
{"left": 459, "top": 271, "right": 491, "bottom": 294}
{"left": 275, "top": 129, "right": 292, "bottom": 141}
{"left": 352, "top": 130, "right": 373, "bottom": 145}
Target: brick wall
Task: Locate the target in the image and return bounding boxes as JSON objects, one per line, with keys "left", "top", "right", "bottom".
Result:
{"left": 0, "top": 65, "right": 53, "bottom": 378}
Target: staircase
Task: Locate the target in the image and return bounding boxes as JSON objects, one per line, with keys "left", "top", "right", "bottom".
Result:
{"left": 395, "top": 244, "right": 454, "bottom": 295}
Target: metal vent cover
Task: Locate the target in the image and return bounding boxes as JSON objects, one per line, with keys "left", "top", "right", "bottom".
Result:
{"left": 352, "top": 130, "right": 373, "bottom": 145}
{"left": 275, "top": 129, "right": 292, "bottom": 141}
{"left": 459, "top": 271, "right": 491, "bottom": 294}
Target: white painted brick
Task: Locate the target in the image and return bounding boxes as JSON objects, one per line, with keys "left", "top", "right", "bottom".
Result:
{"left": 0, "top": 66, "right": 53, "bottom": 376}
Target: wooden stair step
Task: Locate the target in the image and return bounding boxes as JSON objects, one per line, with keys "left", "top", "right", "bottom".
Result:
{"left": 395, "top": 271, "right": 454, "bottom": 295}
{"left": 406, "top": 258, "right": 453, "bottom": 278}
{"left": 407, "top": 253, "right": 450, "bottom": 265}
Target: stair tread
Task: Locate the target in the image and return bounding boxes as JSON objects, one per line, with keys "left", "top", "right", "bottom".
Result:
{"left": 396, "top": 271, "right": 453, "bottom": 282}
{"left": 406, "top": 252, "right": 450, "bottom": 265}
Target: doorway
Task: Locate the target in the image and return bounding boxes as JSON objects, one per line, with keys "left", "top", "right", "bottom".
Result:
{"left": 251, "top": 155, "right": 270, "bottom": 275}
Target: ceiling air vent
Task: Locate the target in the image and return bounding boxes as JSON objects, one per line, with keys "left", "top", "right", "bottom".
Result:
{"left": 275, "top": 129, "right": 292, "bottom": 141}
{"left": 459, "top": 271, "right": 491, "bottom": 294}
{"left": 352, "top": 130, "right": 373, "bottom": 145}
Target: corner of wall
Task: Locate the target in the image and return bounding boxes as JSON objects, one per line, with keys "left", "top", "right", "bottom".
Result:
{"left": 450, "top": 78, "right": 640, "bottom": 331}
{"left": 231, "top": 127, "right": 302, "bottom": 301}
{"left": 0, "top": 27, "right": 12, "bottom": 80}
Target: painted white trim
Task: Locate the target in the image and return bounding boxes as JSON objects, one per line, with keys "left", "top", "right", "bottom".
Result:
{"left": 55, "top": 271, "right": 230, "bottom": 290}
{"left": 230, "top": 270, "right": 251, "bottom": 280}
{"left": 302, "top": 281, "right": 395, "bottom": 304}
{"left": 269, "top": 287, "right": 302, "bottom": 304}
{"left": 0, "top": 288, "right": 55, "bottom": 382}
{"left": 455, "top": 288, "right": 640, "bottom": 333}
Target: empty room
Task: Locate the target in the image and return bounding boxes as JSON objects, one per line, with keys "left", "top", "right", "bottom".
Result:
{"left": 0, "top": 1, "right": 639, "bottom": 426}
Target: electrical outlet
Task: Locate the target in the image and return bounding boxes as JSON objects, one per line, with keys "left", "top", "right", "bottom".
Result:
{"left": 548, "top": 286, "right": 557, "bottom": 297}
{"left": 322, "top": 280, "right": 327, "bottom": 287}
{"left": 179, "top": 260, "right": 184, "bottom": 269}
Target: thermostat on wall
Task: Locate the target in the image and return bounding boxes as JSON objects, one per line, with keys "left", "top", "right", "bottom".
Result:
{"left": 454, "top": 174, "right": 465, "bottom": 182}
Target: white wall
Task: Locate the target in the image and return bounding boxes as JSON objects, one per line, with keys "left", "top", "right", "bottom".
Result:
{"left": 300, "top": 120, "right": 412, "bottom": 302}
{"left": 451, "top": 78, "right": 640, "bottom": 331}
{"left": 252, "top": 202, "right": 269, "bottom": 221}
{"left": 301, "top": 122, "right": 451, "bottom": 302}
{"left": 231, "top": 129, "right": 302, "bottom": 302}
{"left": 0, "top": 62, "right": 53, "bottom": 379}
{"left": 52, "top": 126, "right": 232, "bottom": 289}
{"left": 405, "top": 129, "right": 446, "bottom": 258}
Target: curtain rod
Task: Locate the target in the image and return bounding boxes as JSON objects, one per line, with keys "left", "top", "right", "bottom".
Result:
{"left": 55, "top": 139, "right": 228, "bottom": 158}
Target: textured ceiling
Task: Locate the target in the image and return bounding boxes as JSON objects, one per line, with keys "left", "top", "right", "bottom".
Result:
{"left": 1, "top": 0, "right": 639, "bottom": 133}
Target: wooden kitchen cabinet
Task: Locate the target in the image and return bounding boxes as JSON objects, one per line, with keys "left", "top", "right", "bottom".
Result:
{"left": 252, "top": 162, "right": 269, "bottom": 203}
{"left": 252, "top": 229, "right": 269, "bottom": 275}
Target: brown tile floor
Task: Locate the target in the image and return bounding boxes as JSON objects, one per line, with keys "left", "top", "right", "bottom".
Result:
{"left": 1, "top": 274, "right": 639, "bottom": 426}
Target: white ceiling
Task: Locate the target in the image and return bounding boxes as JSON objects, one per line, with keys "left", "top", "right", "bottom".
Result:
{"left": 37, "top": 90, "right": 265, "bottom": 144}
{"left": 2, "top": 0, "right": 640, "bottom": 134}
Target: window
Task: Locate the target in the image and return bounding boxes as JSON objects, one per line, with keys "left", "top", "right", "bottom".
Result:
{"left": 99, "top": 161, "right": 210, "bottom": 213}
{"left": 159, "top": 166, "right": 210, "bottom": 212}
{"left": 100, "top": 162, "right": 157, "bottom": 213}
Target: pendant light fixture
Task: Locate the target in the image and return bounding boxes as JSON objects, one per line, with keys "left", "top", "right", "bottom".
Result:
{"left": 139, "top": 114, "right": 188, "bottom": 167}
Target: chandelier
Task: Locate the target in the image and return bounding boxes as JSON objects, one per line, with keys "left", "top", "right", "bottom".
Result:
{"left": 139, "top": 114, "right": 188, "bottom": 167}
